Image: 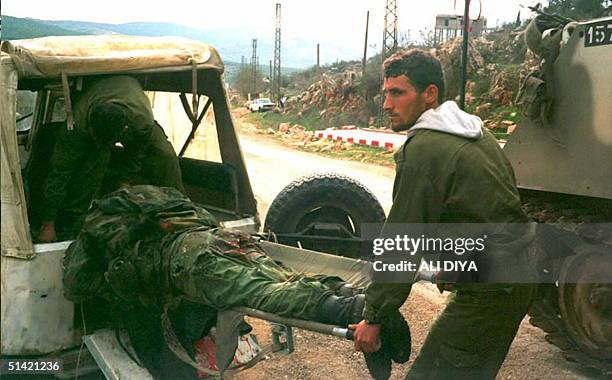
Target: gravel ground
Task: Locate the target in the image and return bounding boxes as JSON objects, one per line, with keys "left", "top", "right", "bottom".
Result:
{"left": 231, "top": 284, "right": 593, "bottom": 380}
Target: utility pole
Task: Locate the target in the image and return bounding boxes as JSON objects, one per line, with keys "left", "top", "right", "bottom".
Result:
{"left": 379, "top": 0, "right": 398, "bottom": 127}
{"left": 269, "top": 59, "right": 273, "bottom": 85}
{"left": 316, "top": 43, "right": 320, "bottom": 69}
{"left": 459, "top": 0, "right": 470, "bottom": 110}
{"left": 272, "top": 3, "right": 282, "bottom": 101}
{"left": 382, "top": 0, "right": 398, "bottom": 60}
{"left": 362, "top": 10, "right": 370, "bottom": 78}
{"left": 251, "top": 38, "right": 257, "bottom": 96}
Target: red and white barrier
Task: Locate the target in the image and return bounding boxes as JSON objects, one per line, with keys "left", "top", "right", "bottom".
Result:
{"left": 313, "top": 127, "right": 506, "bottom": 150}
{"left": 315, "top": 127, "right": 407, "bottom": 150}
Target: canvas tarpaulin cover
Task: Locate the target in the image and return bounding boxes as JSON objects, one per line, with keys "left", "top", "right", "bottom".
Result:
{"left": 0, "top": 35, "right": 224, "bottom": 79}
{"left": 1, "top": 53, "right": 34, "bottom": 259}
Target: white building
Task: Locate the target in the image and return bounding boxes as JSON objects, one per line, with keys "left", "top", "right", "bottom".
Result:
{"left": 434, "top": 14, "right": 488, "bottom": 44}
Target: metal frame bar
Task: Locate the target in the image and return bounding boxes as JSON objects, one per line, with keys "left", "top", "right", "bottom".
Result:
{"left": 178, "top": 95, "right": 213, "bottom": 157}
{"left": 233, "top": 307, "right": 354, "bottom": 340}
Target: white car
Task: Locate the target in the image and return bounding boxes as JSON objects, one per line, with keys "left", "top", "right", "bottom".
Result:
{"left": 248, "top": 98, "right": 275, "bottom": 112}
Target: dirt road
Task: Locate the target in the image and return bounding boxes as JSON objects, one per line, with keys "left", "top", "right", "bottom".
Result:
{"left": 239, "top": 133, "right": 395, "bottom": 219}
{"left": 232, "top": 110, "right": 593, "bottom": 380}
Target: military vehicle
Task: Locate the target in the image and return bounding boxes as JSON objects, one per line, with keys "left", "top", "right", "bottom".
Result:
{"left": 507, "top": 11, "right": 612, "bottom": 374}
{"left": 0, "top": 35, "right": 385, "bottom": 377}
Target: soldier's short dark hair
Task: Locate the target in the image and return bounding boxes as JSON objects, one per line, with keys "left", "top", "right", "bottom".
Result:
{"left": 383, "top": 49, "right": 445, "bottom": 104}
{"left": 89, "top": 103, "right": 126, "bottom": 144}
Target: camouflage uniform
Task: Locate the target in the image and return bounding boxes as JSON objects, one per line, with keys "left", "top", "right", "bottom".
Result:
{"left": 363, "top": 129, "right": 535, "bottom": 379}
{"left": 38, "top": 76, "right": 184, "bottom": 233}
{"left": 168, "top": 228, "right": 337, "bottom": 319}
{"left": 63, "top": 185, "right": 337, "bottom": 323}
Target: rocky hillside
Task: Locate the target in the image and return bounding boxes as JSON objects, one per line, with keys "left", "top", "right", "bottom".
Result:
{"left": 272, "top": 25, "right": 539, "bottom": 136}
{"left": 283, "top": 64, "right": 371, "bottom": 128}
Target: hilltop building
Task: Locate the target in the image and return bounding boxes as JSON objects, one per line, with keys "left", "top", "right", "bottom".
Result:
{"left": 434, "top": 14, "right": 488, "bottom": 44}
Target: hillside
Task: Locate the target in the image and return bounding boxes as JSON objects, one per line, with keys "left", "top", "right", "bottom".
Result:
{"left": 252, "top": 25, "right": 535, "bottom": 137}
{"left": 1, "top": 15, "right": 302, "bottom": 84}
{"left": 2, "top": 16, "right": 323, "bottom": 69}
{"left": 41, "top": 19, "right": 312, "bottom": 70}
{"left": 1, "top": 15, "right": 86, "bottom": 39}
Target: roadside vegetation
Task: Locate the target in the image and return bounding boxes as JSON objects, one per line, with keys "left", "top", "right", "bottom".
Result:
{"left": 232, "top": 0, "right": 610, "bottom": 139}
{"left": 231, "top": 0, "right": 610, "bottom": 166}
{"left": 240, "top": 110, "right": 395, "bottom": 167}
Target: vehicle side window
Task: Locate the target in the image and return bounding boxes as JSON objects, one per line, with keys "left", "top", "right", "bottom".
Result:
{"left": 16, "top": 90, "right": 36, "bottom": 133}
{"left": 50, "top": 97, "right": 67, "bottom": 122}
{"left": 147, "top": 92, "right": 222, "bottom": 163}
{"left": 16, "top": 91, "right": 36, "bottom": 169}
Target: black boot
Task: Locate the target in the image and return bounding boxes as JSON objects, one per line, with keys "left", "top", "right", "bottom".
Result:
{"left": 317, "top": 294, "right": 365, "bottom": 326}
{"left": 362, "top": 312, "right": 411, "bottom": 380}
{"left": 363, "top": 350, "right": 392, "bottom": 380}
{"left": 380, "top": 310, "right": 411, "bottom": 363}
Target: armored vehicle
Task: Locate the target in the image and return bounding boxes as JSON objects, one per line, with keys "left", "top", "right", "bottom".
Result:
{"left": 507, "top": 13, "right": 612, "bottom": 374}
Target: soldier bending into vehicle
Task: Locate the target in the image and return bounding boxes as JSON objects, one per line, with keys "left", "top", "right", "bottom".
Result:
{"left": 33, "top": 75, "right": 184, "bottom": 243}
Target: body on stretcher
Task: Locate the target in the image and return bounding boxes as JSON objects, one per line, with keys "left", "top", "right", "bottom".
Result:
{"left": 84, "top": 241, "right": 430, "bottom": 379}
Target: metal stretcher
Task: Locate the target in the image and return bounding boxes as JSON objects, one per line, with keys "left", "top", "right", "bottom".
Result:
{"left": 83, "top": 241, "right": 426, "bottom": 379}
{"left": 84, "top": 241, "right": 433, "bottom": 380}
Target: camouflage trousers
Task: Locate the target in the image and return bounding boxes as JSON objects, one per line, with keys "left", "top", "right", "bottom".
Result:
{"left": 168, "top": 228, "right": 336, "bottom": 321}
{"left": 405, "top": 284, "right": 535, "bottom": 380}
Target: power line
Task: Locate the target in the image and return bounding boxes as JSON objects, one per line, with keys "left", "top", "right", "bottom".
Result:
{"left": 459, "top": 0, "right": 471, "bottom": 110}
{"left": 362, "top": 10, "right": 370, "bottom": 78}
{"left": 382, "top": 0, "right": 398, "bottom": 60}
{"left": 251, "top": 38, "right": 258, "bottom": 95}
{"left": 379, "top": 0, "right": 398, "bottom": 128}
{"left": 272, "top": 3, "right": 282, "bottom": 101}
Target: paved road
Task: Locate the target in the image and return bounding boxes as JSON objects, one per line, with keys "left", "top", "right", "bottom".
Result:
{"left": 239, "top": 134, "right": 396, "bottom": 221}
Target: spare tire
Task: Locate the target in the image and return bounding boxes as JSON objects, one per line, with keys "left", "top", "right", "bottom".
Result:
{"left": 264, "top": 173, "right": 386, "bottom": 238}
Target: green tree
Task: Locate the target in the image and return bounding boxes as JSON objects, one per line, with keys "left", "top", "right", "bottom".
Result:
{"left": 360, "top": 54, "right": 383, "bottom": 101}
{"left": 233, "top": 65, "right": 267, "bottom": 98}
{"left": 280, "top": 74, "right": 291, "bottom": 88}
{"left": 544, "top": 0, "right": 610, "bottom": 20}
{"left": 415, "top": 27, "right": 438, "bottom": 48}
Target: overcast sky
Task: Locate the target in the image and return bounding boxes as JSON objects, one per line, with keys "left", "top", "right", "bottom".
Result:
{"left": 3, "top": 0, "right": 546, "bottom": 64}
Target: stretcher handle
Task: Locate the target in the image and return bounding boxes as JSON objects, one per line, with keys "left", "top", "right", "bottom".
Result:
{"left": 345, "top": 328, "right": 355, "bottom": 340}
{"left": 233, "top": 307, "right": 356, "bottom": 340}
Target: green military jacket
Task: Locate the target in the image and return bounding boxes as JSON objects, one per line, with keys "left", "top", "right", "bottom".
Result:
{"left": 363, "top": 128, "right": 528, "bottom": 323}
{"left": 41, "top": 76, "right": 156, "bottom": 221}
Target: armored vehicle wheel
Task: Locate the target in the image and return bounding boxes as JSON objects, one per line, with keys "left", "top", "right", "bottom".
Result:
{"left": 264, "top": 173, "right": 385, "bottom": 242}
{"left": 529, "top": 250, "right": 612, "bottom": 375}
{"left": 558, "top": 250, "right": 612, "bottom": 361}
